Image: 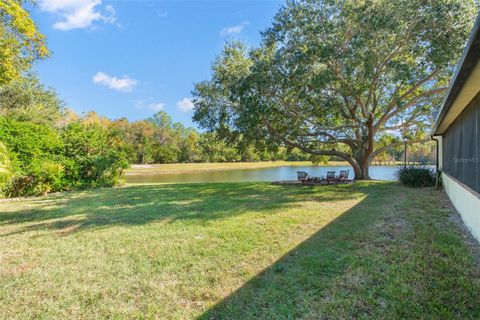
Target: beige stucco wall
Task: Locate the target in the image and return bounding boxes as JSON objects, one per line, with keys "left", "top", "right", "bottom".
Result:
{"left": 442, "top": 173, "right": 480, "bottom": 241}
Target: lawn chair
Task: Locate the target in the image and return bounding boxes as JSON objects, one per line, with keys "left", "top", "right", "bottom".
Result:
{"left": 297, "top": 171, "right": 309, "bottom": 184}
{"left": 337, "top": 170, "right": 349, "bottom": 182}
{"left": 326, "top": 171, "right": 336, "bottom": 184}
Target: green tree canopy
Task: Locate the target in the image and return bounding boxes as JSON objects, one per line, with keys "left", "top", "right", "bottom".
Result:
{"left": 0, "top": 0, "right": 49, "bottom": 85}
{"left": 193, "top": 0, "right": 478, "bottom": 179}
{"left": 0, "top": 74, "right": 64, "bottom": 125}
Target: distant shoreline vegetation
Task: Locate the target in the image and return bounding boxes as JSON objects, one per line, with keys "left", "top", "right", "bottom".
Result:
{"left": 125, "top": 161, "right": 429, "bottom": 175}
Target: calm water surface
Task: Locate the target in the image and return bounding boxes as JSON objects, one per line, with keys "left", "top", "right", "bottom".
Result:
{"left": 126, "top": 165, "right": 403, "bottom": 184}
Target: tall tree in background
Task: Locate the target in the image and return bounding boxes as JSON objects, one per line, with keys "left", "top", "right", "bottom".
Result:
{"left": 0, "top": 74, "right": 64, "bottom": 125}
{"left": 0, "top": 0, "right": 49, "bottom": 85}
{"left": 193, "top": 0, "right": 478, "bottom": 179}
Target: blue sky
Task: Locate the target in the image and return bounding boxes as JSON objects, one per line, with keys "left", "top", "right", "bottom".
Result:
{"left": 29, "top": 0, "right": 283, "bottom": 128}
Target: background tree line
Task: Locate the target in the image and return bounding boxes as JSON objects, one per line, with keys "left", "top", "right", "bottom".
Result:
{"left": 0, "top": 76, "right": 313, "bottom": 197}
{"left": 0, "top": 0, "right": 307, "bottom": 197}
{"left": 0, "top": 73, "right": 434, "bottom": 197}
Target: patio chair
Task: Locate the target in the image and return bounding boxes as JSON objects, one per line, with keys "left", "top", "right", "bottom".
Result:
{"left": 338, "top": 170, "right": 349, "bottom": 182}
{"left": 326, "top": 171, "right": 336, "bottom": 184}
{"left": 297, "top": 171, "right": 309, "bottom": 183}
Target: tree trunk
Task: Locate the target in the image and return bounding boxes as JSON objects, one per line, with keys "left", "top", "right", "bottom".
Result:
{"left": 353, "top": 119, "right": 374, "bottom": 180}
{"left": 350, "top": 157, "right": 371, "bottom": 180}
{"left": 360, "top": 159, "right": 371, "bottom": 180}
{"left": 344, "top": 155, "right": 371, "bottom": 180}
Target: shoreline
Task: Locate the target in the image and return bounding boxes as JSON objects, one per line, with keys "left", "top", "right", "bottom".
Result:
{"left": 126, "top": 161, "right": 422, "bottom": 175}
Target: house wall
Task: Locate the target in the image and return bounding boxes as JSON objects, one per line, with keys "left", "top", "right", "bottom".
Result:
{"left": 442, "top": 173, "right": 480, "bottom": 241}
{"left": 440, "top": 69, "right": 480, "bottom": 241}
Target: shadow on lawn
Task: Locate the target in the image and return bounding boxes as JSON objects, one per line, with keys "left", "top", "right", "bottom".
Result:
{"left": 197, "top": 182, "right": 402, "bottom": 319}
{"left": 2, "top": 182, "right": 477, "bottom": 318}
{"left": 0, "top": 182, "right": 373, "bottom": 237}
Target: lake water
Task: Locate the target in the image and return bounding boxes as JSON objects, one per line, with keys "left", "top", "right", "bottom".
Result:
{"left": 126, "top": 165, "right": 403, "bottom": 184}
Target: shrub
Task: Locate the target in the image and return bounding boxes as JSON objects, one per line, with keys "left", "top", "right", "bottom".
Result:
{"left": 0, "top": 117, "right": 64, "bottom": 171}
{"left": 31, "top": 160, "right": 66, "bottom": 194}
{"left": 0, "top": 142, "right": 12, "bottom": 193}
{"left": 1, "top": 118, "right": 129, "bottom": 197}
{"left": 0, "top": 117, "right": 68, "bottom": 196}
{"left": 61, "top": 122, "right": 129, "bottom": 188}
{"left": 5, "top": 175, "right": 36, "bottom": 197}
{"left": 5, "top": 160, "right": 66, "bottom": 197}
{"left": 396, "top": 166, "right": 436, "bottom": 187}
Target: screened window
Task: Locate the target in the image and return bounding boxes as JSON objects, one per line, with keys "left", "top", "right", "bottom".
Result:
{"left": 442, "top": 93, "right": 479, "bottom": 193}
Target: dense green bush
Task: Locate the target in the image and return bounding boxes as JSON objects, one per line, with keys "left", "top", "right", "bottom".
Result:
{"left": 6, "top": 160, "right": 66, "bottom": 197}
{"left": 61, "top": 122, "right": 129, "bottom": 188}
{"left": 5, "top": 175, "right": 36, "bottom": 197}
{"left": 5, "top": 165, "right": 65, "bottom": 197}
{"left": 396, "top": 166, "right": 436, "bottom": 187}
{"left": 0, "top": 117, "right": 67, "bottom": 196}
{"left": 0, "top": 117, "right": 64, "bottom": 169}
{"left": 0, "top": 142, "right": 12, "bottom": 193}
{"left": 0, "top": 117, "right": 129, "bottom": 196}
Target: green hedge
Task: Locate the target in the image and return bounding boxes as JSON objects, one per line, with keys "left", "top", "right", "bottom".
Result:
{"left": 0, "top": 117, "right": 129, "bottom": 197}
{"left": 395, "top": 166, "right": 436, "bottom": 188}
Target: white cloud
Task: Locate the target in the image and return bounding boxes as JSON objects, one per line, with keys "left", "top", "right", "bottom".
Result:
{"left": 220, "top": 21, "right": 250, "bottom": 36}
{"left": 176, "top": 98, "right": 195, "bottom": 112}
{"left": 92, "top": 72, "right": 137, "bottom": 92}
{"left": 146, "top": 102, "right": 165, "bottom": 112}
{"left": 104, "top": 5, "right": 116, "bottom": 23}
{"left": 39, "top": 0, "right": 116, "bottom": 31}
{"left": 134, "top": 99, "right": 165, "bottom": 112}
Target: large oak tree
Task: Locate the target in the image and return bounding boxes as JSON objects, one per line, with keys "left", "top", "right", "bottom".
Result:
{"left": 193, "top": 0, "right": 478, "bottom": 179}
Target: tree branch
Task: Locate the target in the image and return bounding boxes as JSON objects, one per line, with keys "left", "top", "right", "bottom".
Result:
{"left": 375, "top": 87, "right": 447, "bottom": 131}
{"left": 376, "top": 69, "right": 442, "bottom": 129}
{"left": 264, "top": 121, "right": 353, "bottom": 159}
{"left": 329, "top": 61, "right": 369, "bottom": 119}
{"left": 367, "top": 138, "right": 430, "bottom": 163}
{"left": 366, "top": 19, "right": 420, "bottom": 110}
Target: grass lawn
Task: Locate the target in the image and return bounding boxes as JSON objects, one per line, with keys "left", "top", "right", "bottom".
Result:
{"left": 1, "top": 181, "right": 479, "bottom": 319}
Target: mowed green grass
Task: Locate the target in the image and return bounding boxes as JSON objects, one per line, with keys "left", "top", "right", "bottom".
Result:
{"left": 0, "top": 182, "right": 479, "bottom": 319}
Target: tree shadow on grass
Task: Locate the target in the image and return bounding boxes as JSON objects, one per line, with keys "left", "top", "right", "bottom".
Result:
{"left": 2, "top": 182, "right": 477, "bottom": 318}
{"left": 196, "top": 182, "right": 415, "bottom": 319}
{"left": 0, "top": 182, "right": 371, "bottom": 237}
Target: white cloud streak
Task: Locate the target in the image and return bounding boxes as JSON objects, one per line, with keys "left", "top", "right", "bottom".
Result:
{"left": 176, "top": 98, "right": 195, "bottom": 112}
{"left": 220, "top": 21, "right": 250, "bottom": 36}
{"left": 134, "top": 99, "right": 165, "bottom": 112}
{"left": 39, "top": 0, "right": 116, "bottom": 31}
{"left": 146, "top": 102, "right": 165, "bottom": 112}
{"left": 92, "top": 72, "right": 137, "bottom": 92}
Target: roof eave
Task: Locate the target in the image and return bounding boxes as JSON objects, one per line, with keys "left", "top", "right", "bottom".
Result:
{"left": 433, "top": 13, "right": 480, "bottom": 135}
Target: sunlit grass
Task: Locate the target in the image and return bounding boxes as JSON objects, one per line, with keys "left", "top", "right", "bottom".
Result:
{"left": 0, "top": 182, "right": 479, "bottom": 319}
